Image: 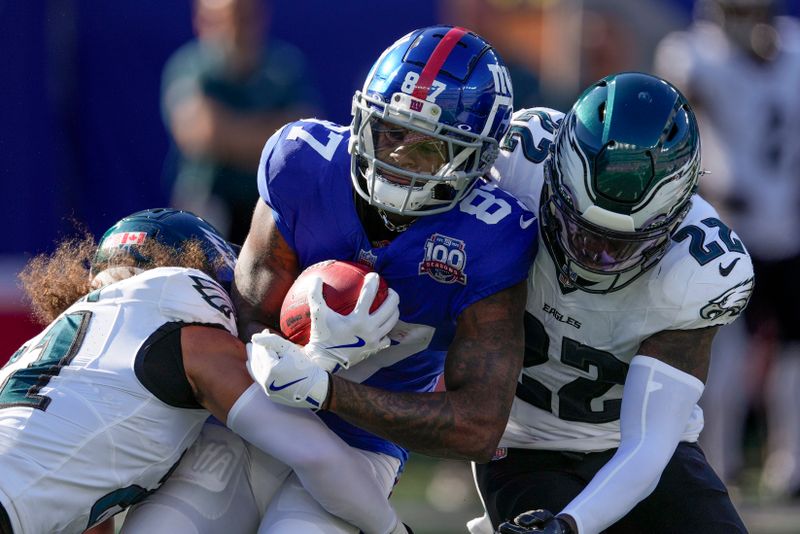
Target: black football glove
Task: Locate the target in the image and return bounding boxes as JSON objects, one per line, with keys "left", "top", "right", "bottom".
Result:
{"left": 497, "top": 509, "right": 574, "bottom": 534}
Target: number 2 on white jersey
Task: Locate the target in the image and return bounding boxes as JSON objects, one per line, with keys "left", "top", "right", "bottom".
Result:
{"left": 0, "top": 311, "right": 92, "bottom": 410}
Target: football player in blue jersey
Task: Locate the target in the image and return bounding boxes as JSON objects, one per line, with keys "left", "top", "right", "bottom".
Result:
{"left": 471, "top": 73, "right": 752, "bottom": 534}
{"left": 226, "top": 25, "right": 539, "bottom": 532}
{"left": 0, "top": 209, "right": 404, "bottom": 534}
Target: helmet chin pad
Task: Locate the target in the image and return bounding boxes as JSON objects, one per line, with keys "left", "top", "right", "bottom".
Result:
{"left": 368, "top": 171, "right": 432, "bottom": 212}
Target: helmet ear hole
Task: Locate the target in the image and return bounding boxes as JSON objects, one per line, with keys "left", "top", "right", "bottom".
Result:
{"left": 666, "top": 123, "right": 680, "bottom": 142}
{"left": 432, "top": 183, "right": 456, "bottom": 200}
{"left": 598, "top": 102, "right": 607, "bottom": 123}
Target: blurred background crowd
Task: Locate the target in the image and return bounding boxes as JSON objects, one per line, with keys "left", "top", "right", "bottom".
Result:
{"left": 2, "top": 1, "right": 800, "bottom": 532}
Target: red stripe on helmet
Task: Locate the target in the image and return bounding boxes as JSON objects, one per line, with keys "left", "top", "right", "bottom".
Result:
{"left": 411, "top": 26, "right": 468, "bottom": 101}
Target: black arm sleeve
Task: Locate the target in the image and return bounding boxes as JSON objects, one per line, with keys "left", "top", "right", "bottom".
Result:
{"left": 134, "top": 321, "right": 227, "bottom": 409}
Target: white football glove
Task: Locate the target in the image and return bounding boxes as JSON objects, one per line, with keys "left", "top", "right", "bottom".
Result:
{"left": 304, "top": 272, "right": 400, "bottom": 373}
{"left": 247, "top": 332, "right": 330, "bottom": 411}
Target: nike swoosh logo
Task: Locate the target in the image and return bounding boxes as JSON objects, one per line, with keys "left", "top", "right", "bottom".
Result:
{"left": 719, "top": 257, "right": 741, "bottom": 277}
{"left": 269, "top": 377, "right": 306, "bottom": 391}
{"left": 325, "top": 336, "right": 366, "bottom": 350}
{"left": 519, "top": 215, "right": 537, "bottom": 229}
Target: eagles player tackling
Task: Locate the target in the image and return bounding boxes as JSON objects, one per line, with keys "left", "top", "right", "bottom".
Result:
{"left": 0, "top": 209, "right": 403, "bottom": 534}
{"left": 475, "top": 73, "right": 753, "bottom": 534}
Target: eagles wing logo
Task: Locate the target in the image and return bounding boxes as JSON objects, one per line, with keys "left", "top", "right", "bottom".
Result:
{"left": 700, "top": 277, "right": 754, "bottom": 321}
{"left": 189, "top": 275, "right": 234, "bottom": 319}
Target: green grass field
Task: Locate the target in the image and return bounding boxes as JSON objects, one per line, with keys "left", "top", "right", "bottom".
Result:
{"left": 107, "top": 452, "right": 800, "bottom": 533}
{"left": 391, "top": 454, "right": 800, "bottom": 534}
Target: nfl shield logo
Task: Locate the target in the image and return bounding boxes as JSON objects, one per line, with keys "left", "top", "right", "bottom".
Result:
{"left": 357, "top": 249, "right": 378, "bottom": 268}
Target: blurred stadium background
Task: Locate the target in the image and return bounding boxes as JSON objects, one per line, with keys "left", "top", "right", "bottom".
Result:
{"left": 3, "top": 1, "right": 800, "bottom": 532}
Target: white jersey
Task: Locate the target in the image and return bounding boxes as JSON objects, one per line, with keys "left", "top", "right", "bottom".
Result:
{"left": 655, "top": 17, "right": 800, "bottom": 260}
{"left": 0, "top": 267, "right": 236, "bottom": 533}
{"left": 491, "top": 109, "right": 755, "bottom": 452}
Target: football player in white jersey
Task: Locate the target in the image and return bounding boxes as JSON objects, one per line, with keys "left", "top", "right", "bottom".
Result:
{"left": 655, "top": 0, "right": 800, "bottom": 497}
{"left": 469, "top": 73, "right": 754, "bottom": 534}
{"left": 0, "top": 208, "right": 404, "bottom": 534}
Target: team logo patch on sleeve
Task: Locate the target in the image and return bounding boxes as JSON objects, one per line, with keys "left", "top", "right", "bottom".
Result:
{"left": 419, "top": 233, "right": 467, "bottom": 284}
{"left": 700, "top": 277, "right": 754, "bottom": 320}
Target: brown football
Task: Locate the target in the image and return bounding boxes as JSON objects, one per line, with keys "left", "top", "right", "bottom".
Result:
{"left": 279, "top": 260, "right": 389, "bottom": 346}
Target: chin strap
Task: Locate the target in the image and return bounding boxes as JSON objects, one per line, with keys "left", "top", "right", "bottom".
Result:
{"left": 377, "top": 209, "right": 412, "bottom": 233}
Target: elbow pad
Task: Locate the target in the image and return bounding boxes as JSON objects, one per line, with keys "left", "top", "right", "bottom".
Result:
{"left": 561, "top": 355, "right": 704, "bottom": 534}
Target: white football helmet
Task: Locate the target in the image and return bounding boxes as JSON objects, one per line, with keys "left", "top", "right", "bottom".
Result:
{"left": 540, "top": 72, "right": 702, "bottom": 293}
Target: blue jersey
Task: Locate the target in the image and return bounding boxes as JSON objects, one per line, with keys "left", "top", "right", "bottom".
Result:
{"left": 257, "top": 119, "right": 538, "bottom": 465}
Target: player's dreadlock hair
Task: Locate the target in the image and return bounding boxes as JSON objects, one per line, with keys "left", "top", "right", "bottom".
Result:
{"left": 19, "top": 234, "right": 217, "bottom": 325}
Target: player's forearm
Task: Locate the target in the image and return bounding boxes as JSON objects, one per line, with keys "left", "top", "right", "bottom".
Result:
{"left": 560, "top": 356, "right": 704, "bottom": 533}
{"left": 236, "top": 311, "right": 278, "bottom": 342}
{"left": 227, "top": 384, "right": 400, "bottom": 534}
{"left": 232, "top": 202, "right": 299, "bottom": 340}
{"left": 327, "top": 377, "right": 505, "bottom": 461}
{"left": 232, "top": 264, "right": 281, "bottom": 339}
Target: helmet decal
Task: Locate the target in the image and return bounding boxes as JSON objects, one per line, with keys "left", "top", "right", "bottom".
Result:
{"left": 409, "top": 26, "right": 467, "bottom": 102}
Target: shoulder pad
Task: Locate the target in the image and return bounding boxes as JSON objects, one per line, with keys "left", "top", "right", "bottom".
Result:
{"left": 651, "top": 196, "right": 754, "bottom": 329}
{"left": 257, "top": 118, "right": 350, "bottom": 209}
{"left": 461, "top": 180, "right": 537, "bottom": 228}
{"left": 490, "top": 107, "right": 564, "bottom": 212}
{"left": 510, "top": 107, "right": 565, "bottom": 127}
{"left": 118, "top": 267, "right": 238, "bottom": 335}
{"left": 451, "top": 181, "right": 539, "bottom": 305}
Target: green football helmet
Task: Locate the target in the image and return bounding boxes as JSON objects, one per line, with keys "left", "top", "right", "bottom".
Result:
{"left": 91, "top": 208, "right": 238, "bottom": 289}
{"left": 540, "top": 72, "right": 702, "bottom": 293}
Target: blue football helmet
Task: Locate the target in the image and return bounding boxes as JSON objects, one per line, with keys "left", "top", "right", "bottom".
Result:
{"left": 91, "top": 208, "right": 238, "bottom": 287}
{"left": 350, "top": 25, "right": 514, "bottom": 220}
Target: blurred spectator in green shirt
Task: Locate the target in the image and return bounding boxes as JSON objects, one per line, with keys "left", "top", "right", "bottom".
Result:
{"left": 162, "top": 0, "right": 319, "bottom": 245}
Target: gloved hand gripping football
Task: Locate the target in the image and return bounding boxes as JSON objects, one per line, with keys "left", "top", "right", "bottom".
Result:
{"left": 304, "top": 272, "right": 400, "bottom": 373}
{"left": 247, "top": 270, "right": 399, "bottom": 410}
